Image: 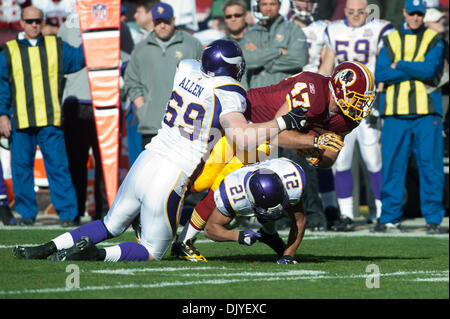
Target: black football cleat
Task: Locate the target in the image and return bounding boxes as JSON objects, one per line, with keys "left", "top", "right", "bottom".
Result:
{"left": 172, "top": 238, "right": 207, "bottom": 262}
{"left": 330, "top": 217, "right": 355, "bottom": 232}
{"left": 50, "top": 236, "right": 100, "bottom": 261}
{"left": 257, "top": 228, "right": 286, "bottom": 258}
{"left": 13, "top": 245, "right": 53, "bottom": 259}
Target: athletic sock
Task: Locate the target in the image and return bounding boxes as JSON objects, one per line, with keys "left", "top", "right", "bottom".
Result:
{"left": 69, "top": 219, "right": 109, "bottom": 244}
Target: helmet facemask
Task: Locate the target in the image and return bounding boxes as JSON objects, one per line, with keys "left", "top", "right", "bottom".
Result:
{"left": 329, "top": 64, "right": 376, "bottom": 122}
{"left": 337, "top": 86, "right": 375, "bottom": 121}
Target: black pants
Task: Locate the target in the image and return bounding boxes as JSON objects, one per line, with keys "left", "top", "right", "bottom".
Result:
{"left": 62, "top": 100, "right": 109, "bottom": 221}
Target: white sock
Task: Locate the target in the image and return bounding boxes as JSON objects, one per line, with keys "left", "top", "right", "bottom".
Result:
{"left": 177, "top": 223, "right": 201, "bottom": 243}
{"left": 375, "top": 199, "right": 382, "bottom": 219}
{"left": 104, "top": 245, "right": 121, "bottom": 262}
{"left": 337, "top": 197, "right": 354, "bottom": 220}
{"left": 52, "top": 232, "right": 74, "bottom": 250}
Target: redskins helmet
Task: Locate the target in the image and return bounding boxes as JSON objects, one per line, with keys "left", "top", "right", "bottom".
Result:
{"left": 329, "top": 61, "right": 376, "bottom": 121}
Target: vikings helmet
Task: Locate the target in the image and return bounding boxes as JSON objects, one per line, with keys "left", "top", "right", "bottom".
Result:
{"left": 201, "top": 39, "right": 246, "bottom": 81}
{"left": 291, "top": 0, "right": 318, "bottom": 25}
{"left": 245, "top": 168, "right": 289, "bottom": 220}
{"left": 329, "top": 61, "right": 376, "bottom": 121}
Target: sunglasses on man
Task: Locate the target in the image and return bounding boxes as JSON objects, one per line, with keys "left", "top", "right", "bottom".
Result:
{"left": 225, "top": 13, "right": 244, "bottom": 19}
{"left": 23, "top": 18, "right": 43, "bottom": 25}
{"left": 407, "top": 11, "right": 425, "bottom": 17}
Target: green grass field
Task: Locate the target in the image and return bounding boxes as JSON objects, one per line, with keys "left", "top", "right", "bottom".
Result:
{"left": 0, "top": 226, "right": 448, "bottom": 300}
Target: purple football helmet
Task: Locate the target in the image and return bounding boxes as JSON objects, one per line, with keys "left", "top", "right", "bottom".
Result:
{"left": 201, "top": 39, "right": 246, "bottom": 81}
{"left": 245, "top": 168, "right": 288, "bottom": 220}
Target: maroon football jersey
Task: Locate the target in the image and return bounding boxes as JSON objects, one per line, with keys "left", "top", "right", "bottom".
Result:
{"left": 246, "top": 71, "right": 358, "bottom": 134}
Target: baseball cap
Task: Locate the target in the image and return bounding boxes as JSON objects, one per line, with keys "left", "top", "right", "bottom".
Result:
{"left": 405, "top": 0, "right": 427, "bottom": 14}
{"left": 152, "top": 3, "right": 174, "bottom": 22}
{"left": 424, "top": 7, "right": 445, "bottom": 23}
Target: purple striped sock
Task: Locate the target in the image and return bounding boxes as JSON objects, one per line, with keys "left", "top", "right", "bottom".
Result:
{"left": 335, "top": 169, "right": 353, "bottom": 198}
{"left": 69, "top": 220, "right": 109, "bottom": 244}
{"left": 369, "top": 170, "right": 382, "bottom": 200}
{"left": 118, "top": 242, "right": 150, "bottom": 261}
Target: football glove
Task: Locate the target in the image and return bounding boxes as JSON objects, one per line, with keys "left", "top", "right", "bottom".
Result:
{"left": 276, "top": 107, "right": 308, "bottom": 131}
{"left": 314, "top": 133, "right": 344, "bottom": 153}
{"left": 238, "top": 229, "right": 261, "bottom": 246}
{"left": 276, "top": 255, "right": 298, "bottom": 264}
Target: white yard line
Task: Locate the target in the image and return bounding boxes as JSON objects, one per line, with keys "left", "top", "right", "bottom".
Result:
{"left": 0, "top": 268, "right": 447, "bottom": 296}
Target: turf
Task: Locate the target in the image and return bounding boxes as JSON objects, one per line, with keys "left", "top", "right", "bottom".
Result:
{"left": 0, "top": 227, "right": 448, "bottom": 300}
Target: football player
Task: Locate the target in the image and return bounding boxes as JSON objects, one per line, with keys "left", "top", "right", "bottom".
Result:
{"left": 318, "top": 0, "right": 394, "bottom": 229}
{"left": 12, "top": 39, "right": 307, "bottom": 262}
{"left": 173, "top": 60, "right": 376, "bottom": 262}
{"left": 204, "top": 157, "right": 307, "bottom": 264}
{"left": 289, "top": 0, "right": 341, "bottom": 229}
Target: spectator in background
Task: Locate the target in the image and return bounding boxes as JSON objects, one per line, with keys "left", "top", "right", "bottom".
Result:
{"left": 374, "top": 0, "right": 446, "bottom": 234}
{"left": 57, "top": 8, "right": 114, "bottom": 223}
{"left": 242, "top": 0, "right": 308, "bottom": 89}
{"left": 130, "top": 0, "right": 158, "bottom": 44}
{"left": 125, "top": 0, "right": 160, "bottom": 165}
{"left": 0, "top": 6, "right": 84, "bottom": 226}
{"left": 319, "top": 0, "right": 394, "bottom": 231}
{"left": 223, "top": 0, "right": 250, "bottom": 88}
{"left": 124, "top": 2, "right": 203, "bottom": 148}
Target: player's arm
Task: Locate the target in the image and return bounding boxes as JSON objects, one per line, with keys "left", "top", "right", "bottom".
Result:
{"left": 219, "top": 107, "right": 308, "bottom": 151}
{"left": 204, "top": 208, "right": 238, "bottom": 242}
{"left": 204, "top": 208, "right": 261, "bottom": 245}
{"left": 281, "top": 198, "right": 306, "bottom": 259}
{"left": 318, "top": 46, "right": 335, "bottom": 75}
{"left": 272, "top": 101, "right": 343, "bottom": 168}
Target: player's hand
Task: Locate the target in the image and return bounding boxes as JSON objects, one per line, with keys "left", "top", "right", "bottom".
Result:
{"left": 277, "top": 107, "right": 308, "bottom": 131}
{"left": 314, "top": 133, "right": 344, "bottom": 152}
{"left": 276, "top": 255, "right": 298, "bottom": 264}
{"left": 238, "top": 229, "right": 261, "bottom": 246}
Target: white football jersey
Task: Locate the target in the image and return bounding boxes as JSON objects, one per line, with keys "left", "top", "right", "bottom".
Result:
{"left": 302, "top": 20, "right": 328, "bottom": 72}
{"left": 214, "top": 158, "right": 306, "bottom": 218}
{"left": 324, "top": 19, "right": 394, "bottom": 74}
{"left": 147, "top": 59, "right": 247, "bottom": 175}
{"left": 32, "top": 0, "right": 73, "bottom": 27}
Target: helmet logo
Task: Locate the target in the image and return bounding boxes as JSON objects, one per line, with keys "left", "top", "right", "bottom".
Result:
{"left": 220, "top": 53, "right": 242, "bottom": 66}
{"left": 338, "top": 69, "right": 356, "bottom": 87}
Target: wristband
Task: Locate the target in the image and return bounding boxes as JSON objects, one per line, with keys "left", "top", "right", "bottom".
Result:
{"left": 313, "top": 135, "right": 319, "bottom": 149}
{"left": 276, "top": 117, "right": 286, "bottom": 131}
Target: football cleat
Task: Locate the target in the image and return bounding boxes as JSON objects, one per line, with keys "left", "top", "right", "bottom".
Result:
{"left": 330, "top": 217, "right": 355, "bottom": 232}
{"left": 425, "top": 223, "right": 441, "bottom": 235}
{"left": 371, "top": 221, "right": 402, "bottom": 233}
{"left": 13, "top": 244, "right": 54, "bottom": 260}
{"left": 257, "top": 228, "right": 286, "bottom": 257}
{"left": 50, "top": 236, "right": 99, "bottom": 261}
{"left": 172, "top": 238, "right": 207, "bottom": 262}
{"left": 0, "top": 205, "right": 17, "bottom": 225}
